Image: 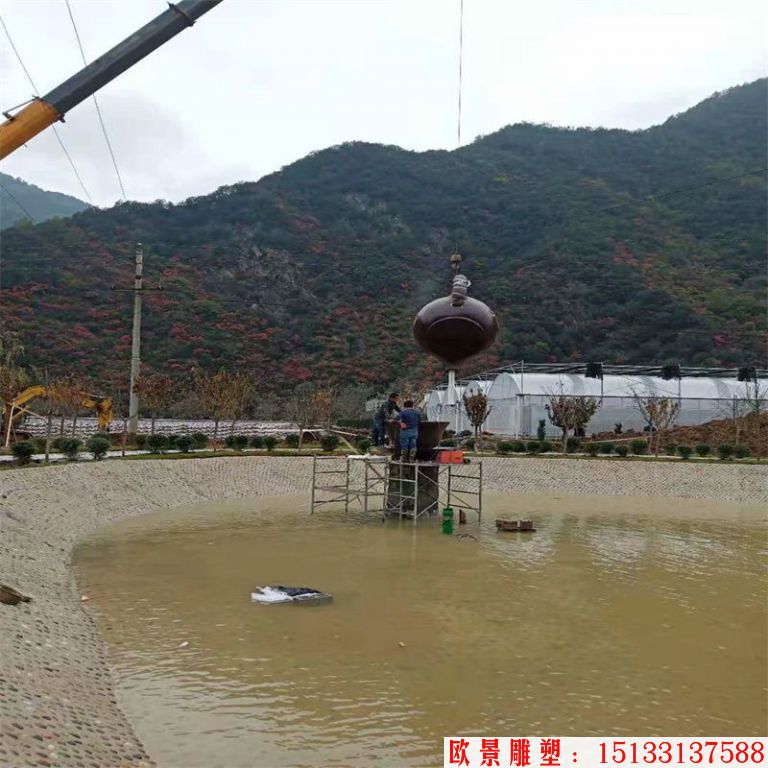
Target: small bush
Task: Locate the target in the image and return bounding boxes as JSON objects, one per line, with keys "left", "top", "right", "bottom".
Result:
{"left": 598, "top": 442, "right": 614, "bottom": 454}
{"left": 526, "top": 440, "right": 541, "bottom": 454}
{"left": 233, "top": 435, "right": 249, "bottom": 451}
{"left": 440, "top": 438, "right": 457, "bottom": 447}
{"left": 630, "top": 439, "right": 648, "bottom": 456}
{"left": 135, "top": 434, "right": 148, "bottom": 449}
{"left": 566, "top": 437, "right": 581, "bottom": 453}
{"left": 52, "top": 437, "right": 65, "bottom": 450}
{"left": 264, "top": 435, "right": 278, "bottom": 451}
{"left": 320, "top": 433, "right": 340, "bottom": 452}
{"left": 615, "top": 444, "right": 629, "bottom": 457}
{"left": 60, "top": 438, "right": 82, "bottom": 461}
{"left": 284, "top": 433, "right": 300, "bottom": 448}
{"left": 539, "top": 440, "right": 554, "bottom": 453}
{"left": 717, "top": 444, "right": 733, "bottom": 460}
{"left": 695, "top": 443, "right": 711, "bottom": 457}
{"left": 165, "top": 434, "right": 179, "bottom": 449}
{"left": 444, "top": 429, "right": 456, "bottom": 438}
{"left": 497, "top": 441, "right": 513, "bottom": 454}
{"left": 735, "top": 445, "right": 751, "bottom": 459}
{"left": 33, "top": 437, "right": 47, "bottom": 453}
{"left": 511, "top": 441, "right": 527, "bottom": 453}
{"left": 191, "top": 432, "right": 209, "bottom": 449}
{"left": 665, "top": 442, "right": 677, "bottom": 456}
{"left": 356, "top": 437, "right": 372, "bottom": 453}
{"left": 175, "top": 435, "right": 193, "bottom": 453}
{"left": 147, "top": 434, "right": 168, "bottom": 454}
{"left": 536, "top": 419, "right": 546, "bottom": 441}
{"left": 249, "top": 435, "right": 264, "bottom": 449}
{"left": 677, "top": 445, "right": 693, "bottom": 460}
{"left": 463, "top": 437, "right": 476, "bottom": 450}
{"left": 86, "top": 437, "right": 110, "bottom": 461}
{"left": 586, "top": 443, "right": 600, "bottom": 456}
{"left": 12, "top": 441, "right": 35, "bottom": 465}
{"left": 92, "top": 432, "right": 112, "bottom": 442}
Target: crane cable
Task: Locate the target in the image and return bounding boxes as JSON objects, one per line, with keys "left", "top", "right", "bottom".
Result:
{"left": 0, "top": 12, "right": 93, "bottom": 204}
{"left": 457, "top": 0, "right": 464, "bottom": 148}
{"left": 64, "top": 0, "right": 127, "bottom": 201}
{"left": 452, "top": 0, "right": 465, "bottom": 257}
{"left": 0, "top": 178, "right": 34, "bottom": 221}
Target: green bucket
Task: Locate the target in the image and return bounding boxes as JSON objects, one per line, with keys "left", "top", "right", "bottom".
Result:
{"left": 441, "top": 506, "right": 454, "bottom": 535}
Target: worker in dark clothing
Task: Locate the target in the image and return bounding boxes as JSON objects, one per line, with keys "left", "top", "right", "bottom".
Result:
{"left": 373, "top": 392, "right": 400, "bottom": 447}
{"left": 398, "top": 399, "right": 421, "bottom": 462}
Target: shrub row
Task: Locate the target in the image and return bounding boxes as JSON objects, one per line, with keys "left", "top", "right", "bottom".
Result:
{"left": 494, "top": 439, "right": 751, "bottom": 460}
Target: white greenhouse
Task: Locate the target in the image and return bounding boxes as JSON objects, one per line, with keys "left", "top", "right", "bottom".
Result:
{"left": 424, "top": 365, "right": 766, "bottom": 438}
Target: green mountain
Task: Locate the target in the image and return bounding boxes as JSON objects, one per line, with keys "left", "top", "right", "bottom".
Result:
{"left": 0, "top": 172, "right": 90, "bottom": 229}
{"left": 0, "top": 79, "right": 765, "bottom": 396}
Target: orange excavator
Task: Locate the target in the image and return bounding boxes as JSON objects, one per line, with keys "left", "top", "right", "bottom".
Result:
{"left": 0, "top": 0, "right": 223, "bottom": 159}
{"left": 3, "top": 386, "right": 113, "bottom": 446}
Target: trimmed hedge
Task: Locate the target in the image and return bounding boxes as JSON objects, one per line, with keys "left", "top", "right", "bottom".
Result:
{"left": 12, "top": 441, "right": 35, "bottom": 465}
{"left": 86, "top": 437, "right": 110, "bottom": 461}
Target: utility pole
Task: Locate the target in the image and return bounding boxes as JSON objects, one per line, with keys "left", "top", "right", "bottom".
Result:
{"left": 128, "top": 244, "right": 143, "bottom": 433}
{"left": 112, "top": 243, "right": 164, "bottom": 434}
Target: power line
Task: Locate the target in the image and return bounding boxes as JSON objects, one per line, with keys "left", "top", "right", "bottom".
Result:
{"left": 0, "top": 179, "right": 34, "bottom": 221}
{"left": 456, "top": 0, "right": 464, "bottom": 148}
{"left": 0, "top": 11, "right": 93, "bottom": 204}
{"left": 64, "top": 0, "right": 127, "bottom": 201}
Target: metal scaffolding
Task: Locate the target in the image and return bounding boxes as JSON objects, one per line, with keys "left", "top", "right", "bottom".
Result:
{"left": 310, "top": 455, "right": 482, "bottom": 525}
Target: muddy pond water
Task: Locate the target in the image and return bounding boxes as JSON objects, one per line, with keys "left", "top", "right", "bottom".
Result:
{"left": 74, "top": 493, "right": 767, "bottom": 768}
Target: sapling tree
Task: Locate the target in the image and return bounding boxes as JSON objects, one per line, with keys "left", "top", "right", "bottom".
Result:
{"left": 288, "top": 381, "right": 322, "bottom": 453}
{"left": 0, "top": 325, "right": 29, "bottom": 446}
{"left": 630, "top": 388, "right": 681, "bottom": 457}
{"left": 225, "top": 373, "right": 253, "bottom": 436}
{"left": 545, "top": 388, "right": 600, "bottom": 454}
{"left": 194, "top": 369, "right": 241, "bottom": 451}
{"left": 134, "top": 373, "right": 176, "bottom": 435}
{"left": 462, "top": 391, "right": 492, "bottom": 451}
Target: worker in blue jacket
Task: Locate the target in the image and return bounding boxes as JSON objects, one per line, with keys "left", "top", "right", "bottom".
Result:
{"left": 398, "top": 399, "right": 421, "bottom": 462}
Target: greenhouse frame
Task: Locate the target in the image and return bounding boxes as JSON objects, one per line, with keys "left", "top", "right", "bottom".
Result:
{"left": 424, "top": 362, "right": 767, "bottom": 438}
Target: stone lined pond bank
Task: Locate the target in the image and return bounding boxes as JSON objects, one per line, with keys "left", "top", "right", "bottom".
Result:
{"left": 1, "top": 457, "right": 766, "bottom": 767}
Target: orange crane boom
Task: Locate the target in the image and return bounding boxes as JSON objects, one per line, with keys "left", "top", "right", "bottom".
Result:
{"left": 0, "top": 0, "right": 223, "bottom": 159}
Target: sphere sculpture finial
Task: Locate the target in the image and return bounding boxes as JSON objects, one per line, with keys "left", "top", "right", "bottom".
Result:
{"left": 412, "top": 253, "right": 498, "bottom": 367}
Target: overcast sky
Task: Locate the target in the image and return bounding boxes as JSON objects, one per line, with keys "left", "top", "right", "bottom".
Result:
{"left": 1, "top": 0, "right": 765, "bottom": 207}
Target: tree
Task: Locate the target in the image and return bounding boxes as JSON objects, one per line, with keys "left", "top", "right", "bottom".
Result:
{"left": 288, "top": 381, "right": 322, "bottom": 453}
{"left": 39, "top": 375, "right": 81, "bottom": 462}
{"left": 194, "top": 369, "right": 242, "bottom": 451}
{"left": 732, "top": 380, "right": 767, "bottom": 454}
{"left": 134, "top": 373, "right": 176, "bottom": 435}
{"left": 462, "top": 391, "right": 491, "bottom": 451}
{"left": 630, "top": 388, "right": 681, "bottom": 457}
{"left": 225, "top": 373, "right": 252, "bottom": 436}
{"left": 335, "top": 385, "right": 370, "bottom": 423}
{"left": 104, "top": 371, "right": 130, "bottom": 456}
{"left": 545, "top": 388, "right": 600, "bottom": 454}
{"left": 0, "top": 326, "right": 29, "bottom": 446}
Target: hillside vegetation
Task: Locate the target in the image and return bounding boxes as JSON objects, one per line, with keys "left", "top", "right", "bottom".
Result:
{"left": 0, "top": 172, "right": 89, "bottom": 229}
{"left": 0, "top": 79, "right": 765, "bottom": 395}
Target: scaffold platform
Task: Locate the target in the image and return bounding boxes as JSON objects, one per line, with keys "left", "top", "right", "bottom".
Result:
{"left": 310, "top": 455, "right": 482, "bottom": 524}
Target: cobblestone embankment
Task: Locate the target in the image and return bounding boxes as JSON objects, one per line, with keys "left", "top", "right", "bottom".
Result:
{"left": 1, "top": 456, "right": 765, "bottom": 767}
